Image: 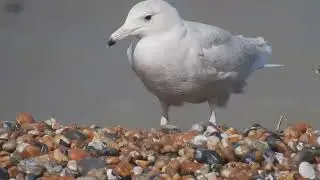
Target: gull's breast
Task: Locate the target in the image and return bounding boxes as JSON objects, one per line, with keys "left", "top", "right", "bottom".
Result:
{"left": 131, "top": 37, "right": 200, "bottom": 97}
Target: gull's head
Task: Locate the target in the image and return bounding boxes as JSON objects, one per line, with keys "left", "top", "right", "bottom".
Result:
{"left": 107, "top": 0, "right": 181, "bottom": 47}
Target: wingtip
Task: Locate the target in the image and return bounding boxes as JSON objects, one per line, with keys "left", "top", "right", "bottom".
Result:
{"left": 264, "top": 64, "right": 284, "bottom": 68}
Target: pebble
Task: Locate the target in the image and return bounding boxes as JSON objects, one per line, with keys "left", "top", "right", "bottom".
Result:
{"left": 0, "top": 113, "right": 320, "bottom": 179}
{"left": 194, "top": 148, "right": 224, "bottom": 166}
{"left": 16, "top": 112, "right": 35, "bottom": 125}
{"left": 17, "top": 159, "right": 44, "bottom": 176}
{"left": 87, "top": 168, "right": 108, "bottom": 180}
{"left": 0, "top": 167, "right": 9, "bottom": 180}
{"left": 69, "top": 148, "right": 91, "bottom": 161}
{"left": 2, "top": 140, "right": 18, "bottom": 153}
{"left": 298, "top": 161, "right": 316, "bottom": 179}
{"left": 77, "top": 157, "right": 106, "bottom": 176}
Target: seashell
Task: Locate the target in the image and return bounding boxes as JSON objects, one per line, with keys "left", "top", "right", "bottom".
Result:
{"left": 16, "top": 112, "right": 35, "bottom": 125}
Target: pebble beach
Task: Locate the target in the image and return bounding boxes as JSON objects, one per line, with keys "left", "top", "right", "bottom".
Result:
{"left": 0, "top": 112, "right": 319, "bottom": 180}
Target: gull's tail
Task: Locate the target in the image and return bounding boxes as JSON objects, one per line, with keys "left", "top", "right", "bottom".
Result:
{"left": 241, "top": 36, "right": 284, "bottom": 72}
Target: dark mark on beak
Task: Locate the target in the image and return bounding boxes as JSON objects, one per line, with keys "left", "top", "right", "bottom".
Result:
{"left": 107, "top": 38, "right": 116, "bottom": 47}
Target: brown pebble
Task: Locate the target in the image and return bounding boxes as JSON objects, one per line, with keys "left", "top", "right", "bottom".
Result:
{"left": 181, "top": 175, "right": 196, "bottom": 180}
{"left": 172, "top": 173, "right": 182, "bottom": 180}
{"left": 16, "top": 112, "right": 35, "bottom": 125}
{"left": 180, "top": 160, "right": 202, "bottom": 175}
{"left": 16, "top": 173, "right": 25, "bottom": 180}
{"left": 105, "top": 156, "right": 120, "bottom": 165}
{"left": 165, "top": 159, "right": 181, "bottom": 176}
{"left": 8, "top": 166, "right": 18, "bottom": 178}
{"left": 284, "top": 126, "right": 301, "bottom": 139}
{"left": 221, "top": 146, "right": 237, "bottom": 162}
{"left": 52, "top": 148, "right": 68, "bottom": 163}
{"left": 135, "top": 160, "right": 149, "bottom": 168}
{"left": 41, "top": 135, "right": 56, "bottom": 150}
{"left": 0, "top": 153, "right": 12, "bottom": 168}
{"left": 20, "top": 144, "right": 41, "bottom": 158}
{"left": 39, "top": 175, "right": 76, "bottom": 180}
{"left": 147, "top": 168, "right": 161, "bottom": 178}
{"left": 69, "top": 147, "right": 90, "bottom": 160}
{"left": 113, "top": 161, "right": 133, "bottom": 177}
{"left": 155, "top": 156, "right": 170, "bottom": 170}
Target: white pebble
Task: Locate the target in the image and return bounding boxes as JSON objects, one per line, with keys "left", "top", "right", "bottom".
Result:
{"left": 192, "top": 135, "right": 208, "bottom": 146}
{"left": 299, "top": 161, "right": 316, "bottom": 179}
{"left": 67, "top": 160, "right": 78, "bottom": 172}
{"left": 133, "top": 166, "right": 143, "bottom": 175}
{"left": 106, "top": 169, "right": 118, "bottom": 180}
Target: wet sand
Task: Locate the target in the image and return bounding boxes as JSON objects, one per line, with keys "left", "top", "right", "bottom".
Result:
{"left": 0, "top": 0, "right": 319, "bottom": 130}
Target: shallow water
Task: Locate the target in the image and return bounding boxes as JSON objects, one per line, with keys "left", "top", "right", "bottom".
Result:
{"left": 0, "top": 0, "right": 319, "bottom": 130}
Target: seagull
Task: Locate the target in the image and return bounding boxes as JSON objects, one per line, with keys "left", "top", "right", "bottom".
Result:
{"left": 107, "top": 0, "right": 283, "bottom": 132}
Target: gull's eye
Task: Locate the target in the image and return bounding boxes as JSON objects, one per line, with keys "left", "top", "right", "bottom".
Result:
{"left": 144, "top": 15, "right": 152, "bottom": 21}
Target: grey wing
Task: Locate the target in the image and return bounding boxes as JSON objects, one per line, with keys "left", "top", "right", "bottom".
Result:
{"left": 187, "top": 21, "right": 273, "bottom": 80}
{"left": 185, "top": 21, "right": 272, "bottom": 79}
{"left": 202, "top": 35, "right": 272, "bottom": 80}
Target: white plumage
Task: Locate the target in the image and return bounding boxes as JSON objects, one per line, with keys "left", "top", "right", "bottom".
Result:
{"left": 108, "top": 0, "right": 283, "bottom": 131}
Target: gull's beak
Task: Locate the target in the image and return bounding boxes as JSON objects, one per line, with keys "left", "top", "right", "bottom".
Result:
{"left": 107, "top": 23, "right": 133, "bottom": 47}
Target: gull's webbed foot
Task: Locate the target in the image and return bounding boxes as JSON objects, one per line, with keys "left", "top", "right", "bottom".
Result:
{"left": 160, "top": 116, "right": 181, "bottom": 134}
